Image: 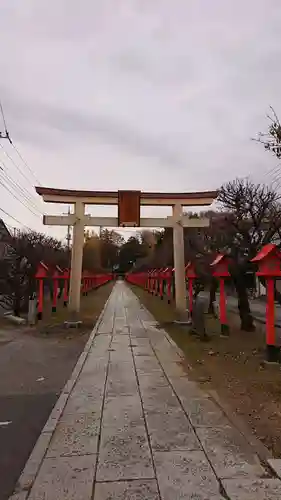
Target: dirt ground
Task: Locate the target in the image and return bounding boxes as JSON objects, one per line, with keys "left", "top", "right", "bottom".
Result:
{"left": 131, "top": 285, "right": 281, "bottom": 459}
{"left": 0, "top": 282, "right": 113, "bottom": 500}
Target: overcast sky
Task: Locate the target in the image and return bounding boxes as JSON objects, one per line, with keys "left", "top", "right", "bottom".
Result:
{"left": 0, "top": 0, "right": 281, "bottom": 240}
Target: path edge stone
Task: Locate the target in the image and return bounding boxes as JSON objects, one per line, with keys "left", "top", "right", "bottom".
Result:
{"left": 209, "top": 389, "right": 273, "bottom": 466}
{"left": 9, "top": 292, "right": 112, "bottom": 500}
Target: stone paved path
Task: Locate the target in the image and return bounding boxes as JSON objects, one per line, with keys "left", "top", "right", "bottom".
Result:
{"left": 10, "top": 282, "right": 281, "bottom": 499}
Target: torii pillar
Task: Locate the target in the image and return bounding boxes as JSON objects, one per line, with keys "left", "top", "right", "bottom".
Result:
{"left": 68, "top": 201, "right": 85, "bottom": 314}
{"left": 172, "top": 204, "right": 187, "bottom": 312}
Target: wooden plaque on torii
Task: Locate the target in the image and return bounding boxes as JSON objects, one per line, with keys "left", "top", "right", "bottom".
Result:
{"left": 118, "top": 190, "right": 141, "bottom": 227}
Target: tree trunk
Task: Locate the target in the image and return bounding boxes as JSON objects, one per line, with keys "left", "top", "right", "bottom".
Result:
{"left": 233, "top": 272, "right": 255, "bottom": 331}
{"left": 208, "top": 278, "right": 218, "bottom": 315}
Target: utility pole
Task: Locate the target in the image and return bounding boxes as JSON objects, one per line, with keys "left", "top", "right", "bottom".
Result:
{"left": 66, "top": 206, "right": 71, "bottom": 252}
{"left": 63, "top": 206, "right": 71, "bottom": 267}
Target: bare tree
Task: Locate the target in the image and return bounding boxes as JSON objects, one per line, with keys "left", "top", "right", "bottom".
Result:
{"left": 1, "top": 230, "right": 69, "bottom": 316}
{"left": 217, "top": 178, "right": 281, "bottom": 330}
{"left": 255, "top": 107, "right": 281, "bottom": 159}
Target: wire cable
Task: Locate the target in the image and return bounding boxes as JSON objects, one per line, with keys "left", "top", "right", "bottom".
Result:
{"left": 10, "top": 141, "right": 42, "bottom": 186}
{"left": 0, "top": 177, "right": 40, "bottom": 218}
{"left": 0, "top": 99, "right": 8, "bottom": 133}
{"left": 0, "top": 158, "right": 43, "bottom": 215}
{"left": 0, "top": 206, "right": 32, "bottom": 231}
{"left": 0, "top": 143, "right": 37, "bottom": 189}
{"left": 0, "top": 98, "right": 42, "bottom": 186}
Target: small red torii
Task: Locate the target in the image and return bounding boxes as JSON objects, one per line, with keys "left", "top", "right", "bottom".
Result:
{"left": 35, "top": 261, "right": 49, "bottom": 320}
{"left": 210, "top": 254, "right": 231, "bottom": 336}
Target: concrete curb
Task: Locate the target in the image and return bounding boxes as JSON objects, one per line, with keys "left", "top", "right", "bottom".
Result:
{"left": 9, "top": 293, "right": 112, "bottom": 500}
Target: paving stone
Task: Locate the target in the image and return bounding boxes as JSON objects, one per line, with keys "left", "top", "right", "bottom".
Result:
{"left": 140, "top": 384, "right": 181, "bottom": 412}
{"left": 130, "top": 327, "right": 150, "bottom": 338}
{"left": 46, "top": 413, "right": 100, "bottom": 457}
{"left": 109, "top": 349, "right": 133, "bottom": 363}
{"left": 96, "top": 424, "right": 154, "bottom": 481}
{"left": 154, "top": 450, "right": 224, "bottom": 500}
{"left": 97, "top": 321, "right": 114, "bottom": 334}
{"left": 63, "top": 390, "right": 103, "bottom": 414}
{"left": 94, "top": 479, "right": 160, "bottom": 499}
{"left": 222, "top": 478, "right": 281, "bottom": 499}
{"left": 102, "top": 395, "right": 143, "bottom": 427}
{"left": 137, "top": 372, "right": 169, "bottom": 389}
{"left": 111, "top": 334, "right": 131, "bottom": 344}
{"left": 197, "top": 425, "right": 266, "bottom": 479}
{"left": 145, "top": 407, "right": 200, "bottom": 452}
{"left": 130, "top": 337, "right": 152, "bottom": 347}
{"left": 106, "top": 362, "right": 138, "bottom": 397}
{"left": 134, "top": 356, "right": 163, "bottom": 375}
{"left": 182, "top": 397, "right": 229, "bottom": 427}
{"left": 80, "top": 356, "right": 109, "bottom": 376}
{"left": 28, "top": 455, "right": 96, "bottom": 500}
{"left": 132, "top": 345, "right": 155, "bottom": 356}
{"left": 160, "top": 360, "right": 188, "bottom": 378}
{"left": 169, "top": 378, "right": 211, "bottom": 401}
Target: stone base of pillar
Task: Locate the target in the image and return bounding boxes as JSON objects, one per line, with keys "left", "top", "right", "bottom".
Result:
{"left": 220, "top": 323, "right": 230, "bottom": 337}
{"left": 64, "top": 320, "right": 83, "bottom": 329}
{"left": 265, "top": 345, "right": 280, "bottom": 364}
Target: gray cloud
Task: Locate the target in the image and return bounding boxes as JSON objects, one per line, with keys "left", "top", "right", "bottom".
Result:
{"left": 0, "top": 0, "right": 281, "bottom": 234}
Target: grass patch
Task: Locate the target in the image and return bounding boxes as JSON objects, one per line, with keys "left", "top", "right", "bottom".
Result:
{"left": 36, "top": 282, "right": 114, "bottom": 337}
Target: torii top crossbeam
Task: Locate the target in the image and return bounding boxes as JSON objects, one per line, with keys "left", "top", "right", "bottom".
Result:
{"left": 35, "top": 187, "right": 217, "bottom": 206}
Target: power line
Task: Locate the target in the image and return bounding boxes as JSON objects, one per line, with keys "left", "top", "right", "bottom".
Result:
{"left": 0, "top": 169, "right": 43, "bottom": 216}
{"left": 0, "top": 177, "right": 40, "bottom": 218}
{"left": 10, "top": 141, "right": 42, "bottom": 186}
{"left": 0, "top": 206, "right": 32, "bottom": 231}
{"left": 0, "top": 98, "right": 42, "bottom": 186}
{"left": 0, "top": 158, "right": 43, "bottom": 215}
{"left": 0, "top": 100, "right": 8, "bottom": 131}
{"left": 0, "top": 143, "right": 37, "bottom": 189}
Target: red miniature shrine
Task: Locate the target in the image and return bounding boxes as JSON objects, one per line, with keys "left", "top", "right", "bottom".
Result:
{"left": 251, "top": 243, "right": 281, "bottom": 363}
{"left": 210, "top": 254, "right": 231, "bottom": 336}
{"left": 185, "top": 262, "right": 197, "bottom": 317}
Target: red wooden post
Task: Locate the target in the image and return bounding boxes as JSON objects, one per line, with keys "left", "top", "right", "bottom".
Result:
{"left": 251, "top": 243, "right": 281, "bottom": 363}
{"left": 166, "top": 267, "right": 172, "bottom": 303}
{"left": 210, "top": 254, "right": 231, "bottom": 336}
{"left": 62, "top": 269, "right": 69, "bottom": 307}
{"left": 185, "top": 262, "right": 197, "bottom": 317}
{"left": 38, "top": 279, "right": 44, "bottom": 319}
{"left": 35, "top": 262, "right": 48, "bottom": 320}
{"left": 52, "top": 266, "right": 62, "bottom": 313}
{"left": 159, "top": 268, "right": 164, "bottom": 299}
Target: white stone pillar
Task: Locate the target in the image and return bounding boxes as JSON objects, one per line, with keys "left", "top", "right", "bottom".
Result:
{"left": 172, "top": 204, "right": 187, "bottom": 312}
{"left": 68, "top": 201, "right": 85, "bottom": 315}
